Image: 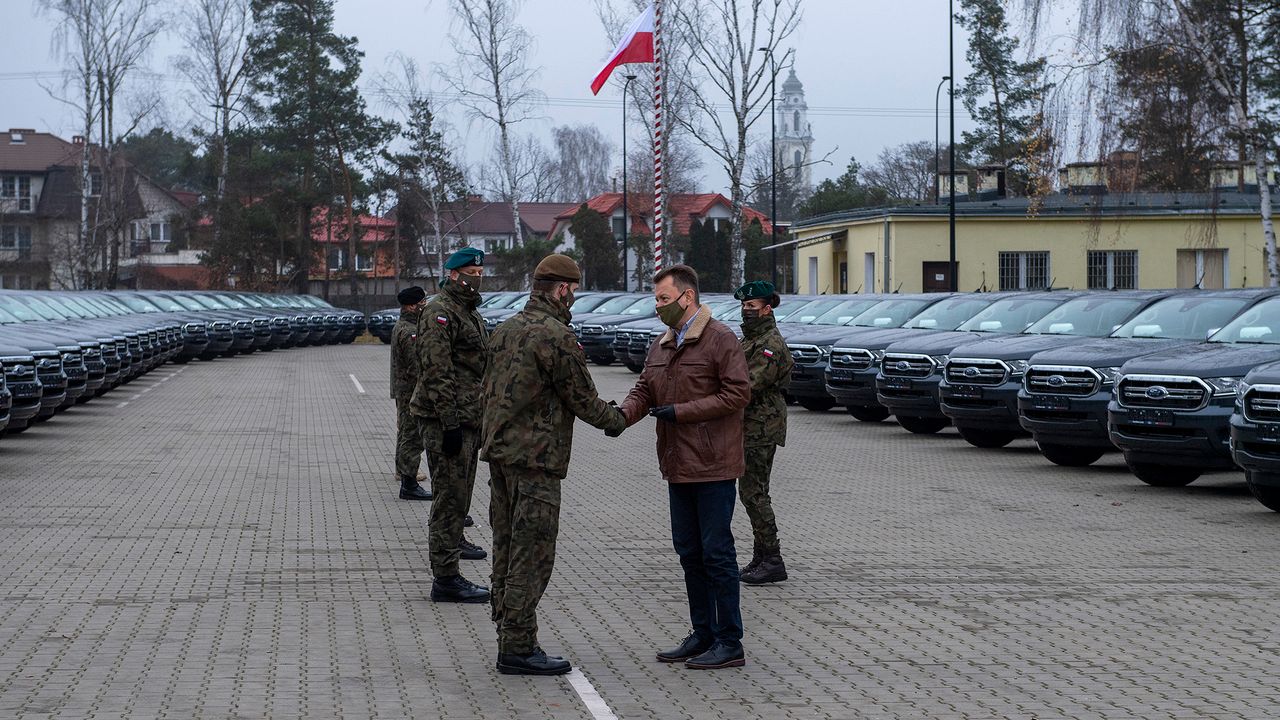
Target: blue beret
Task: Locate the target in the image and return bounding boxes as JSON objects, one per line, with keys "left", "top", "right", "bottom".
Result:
{"left": 444, "top": 247, "right": 484, "bottom": 270}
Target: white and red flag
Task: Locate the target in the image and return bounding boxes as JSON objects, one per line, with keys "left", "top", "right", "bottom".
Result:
{"left": 590, "top": 4, "right": 655, "bottom": 95}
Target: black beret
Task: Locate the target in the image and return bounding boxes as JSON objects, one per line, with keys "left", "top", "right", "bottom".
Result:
{"left": 397, "top": 286, "right": 426, "bottom": 305}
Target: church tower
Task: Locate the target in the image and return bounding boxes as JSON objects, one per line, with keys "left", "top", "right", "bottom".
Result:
{"left": 776, "top": 68, "right": 814, "bottom": 192}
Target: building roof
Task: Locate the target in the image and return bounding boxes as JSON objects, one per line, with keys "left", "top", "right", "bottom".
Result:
{"left": 311, "top": 206, "right": 396, "bottom": 243}
{"left": 794, "top": 190, "right": 1274, "bottom": 231}
{"left": 555, "top": 192, "right": 774, "bottom": 236}
{"left": 0, "top": 129, "right": 83, "bottom": 173}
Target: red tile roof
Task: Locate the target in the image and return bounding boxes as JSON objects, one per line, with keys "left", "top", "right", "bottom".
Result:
{"left": 553, "top": 192, "right": 772, "bottom": 236}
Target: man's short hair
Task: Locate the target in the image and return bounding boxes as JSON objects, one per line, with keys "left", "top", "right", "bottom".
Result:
{"left": 653, "top": 264, "right": 700, "bottom": 304}
{"left": 531, "top": 278, "right": 563, "bottom": 294}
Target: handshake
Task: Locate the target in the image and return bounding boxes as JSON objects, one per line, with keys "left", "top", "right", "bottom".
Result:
{"left": 602, "top": 401, "right": 677, "bottom": 438}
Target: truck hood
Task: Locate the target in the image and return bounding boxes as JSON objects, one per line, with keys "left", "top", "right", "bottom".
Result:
{"left": 1120, "top": 341, "right": 1280, "bottom": 377}
{"left": 784, "top": 325, "right": 870, "bottom": 346}
{"left": 884, "top": 330, "right": 1009, "bottom": 356}
{"left": 1026, "top": 337, "right": 1195, "bottom": 367}
{"left": 826, "top": 327, "right": 936, "bottom": 350}
{"left": 948, "top": 333, "right": 1113, "bottom": 361}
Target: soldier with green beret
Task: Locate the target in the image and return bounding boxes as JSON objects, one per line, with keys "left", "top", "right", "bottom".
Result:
{"left": 480, "top": 253, "right": 626, "bottom": 676}
{"left": 391, "top": 285, "right": 432, "bottom": 501}
{"left": 733, "top": 280, "right": 794, "bottom": 585}
{"left": 412, "top": 247, "right": 491, "bottom": 604}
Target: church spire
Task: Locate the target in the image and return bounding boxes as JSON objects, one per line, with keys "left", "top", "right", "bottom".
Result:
{"left": 775, "top": 67, "right": 814, "bottom": 192}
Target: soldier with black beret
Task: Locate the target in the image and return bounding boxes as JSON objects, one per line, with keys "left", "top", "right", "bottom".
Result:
{"left": 480, "top": 254, "right": 625, "bottom": 675}
{"left": 391, "top": 285, "right": 432, "bottom": 501}
{"left": 411, "top": 247, "right": 491, "bottom": 603}
{"left": 734, "top": 280, "right": 794, "bottom": 584}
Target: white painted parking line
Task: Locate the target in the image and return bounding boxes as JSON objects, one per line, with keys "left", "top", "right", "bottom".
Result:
{"left": 348, "top": 374, "right": 365, "bottom": 394}
{"left": 565, "top": 669, "right": 618, "bottom": 720}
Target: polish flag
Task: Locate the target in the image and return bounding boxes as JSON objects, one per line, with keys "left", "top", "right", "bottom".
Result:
{"left": 590, "top": 4, "right": 655, "bottom": 95}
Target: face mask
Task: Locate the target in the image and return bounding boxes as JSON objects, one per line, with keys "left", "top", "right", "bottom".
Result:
{"left": 656, "top": 292, "right": 688, "bottom": 328}
{"left": 561, "top": 287, "right": 576, "bottom": 309}
{"left": 742, "top": 308, "right": 762, "bottom": 322}
{"left": 459, "top": 274, "right": 483, "bottom": 292}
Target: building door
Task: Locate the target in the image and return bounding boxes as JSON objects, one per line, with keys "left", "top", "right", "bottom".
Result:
{"left": 922, "top": 262, "right": 953, "bottom": 293}
{"left": 808, "top": 256, "right": 819, "bottom": 295}
{"left": 1177, "top": 249, "right": 1227, "bottom": 289}
{"left": 864, "top": 252, "right": 876, "bottom": 293}
{"left": 839, "top": 261, "right": 848, "bottom": 293}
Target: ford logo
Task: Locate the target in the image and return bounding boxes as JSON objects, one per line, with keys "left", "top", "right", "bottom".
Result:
{"left": 10, "top": 366, "right": 29, "bottom": 377}
{"left": 1146, "top": 385, "right": 1170, "bottom": 399}
{"left": 963, "top": 366, "right": 980, "bottom": 378}
{"left": 896, "top": 360, "right": 911, "bottom": 371}
{"left": 1047, "top": 374, "right": 1066, "bottom": 387}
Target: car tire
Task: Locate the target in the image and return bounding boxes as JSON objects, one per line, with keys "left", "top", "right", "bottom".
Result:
{"left": 1245, "top": 472, "right": 1280, "bottom": 512}
{"left": 1128, "top": 462, "right": 1201, "bottom": 487}
{"left": 797, "top": 396, "right": 836, "bottom": 412}
{"left": 1038, "top": 443, "right": 1106, "bottom": 467}
{"left": 591, "top": 357, "right": 614, "bottom": 366}
{"left": 957, "top": 427, "right": 1017, "bottom": 448}
{"left": 896, "top": 415, "right": 948, "bottom": 434}
{"left": 847, "top": 405, "right": 889, "bottom": 422}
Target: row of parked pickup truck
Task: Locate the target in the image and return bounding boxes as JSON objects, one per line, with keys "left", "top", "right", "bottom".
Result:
{"left": 0, "top": 290, "right": 365, "bottom": 437}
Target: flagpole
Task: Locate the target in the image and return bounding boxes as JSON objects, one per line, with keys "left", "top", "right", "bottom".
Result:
{"left": 652, "top": 0, "right": 666, "bottom": 274}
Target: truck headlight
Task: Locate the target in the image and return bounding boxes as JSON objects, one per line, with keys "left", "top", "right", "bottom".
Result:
{"left": 1206, "top": 376, "right": 1244, "bottom": 397}
{"left": 1236, "top": 381, "right": 1252, "bottom": 410}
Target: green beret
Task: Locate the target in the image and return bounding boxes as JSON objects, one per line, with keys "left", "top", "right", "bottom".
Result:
{"left": 533, "top": 254, "right": 581, "bottom": 282}
{"left": 734, "top": 280, "right": 776, "bottom": 302}
{"left": 444, "top": 247, "right": 484, "bottom": 270}
{"left": 397, "top": 286, "right": 426, "bottom": 305}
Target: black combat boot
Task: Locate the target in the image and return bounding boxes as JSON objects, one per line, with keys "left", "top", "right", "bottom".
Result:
{"left": 458, "top": 537, "right": 487, "bottom": 560}
{"left": 496, "top": 647, "right": 572, "bottom": 676}
{"left": 741, "top": 551, "right": 787, "bottom": 585}
{"left": 398, "top": 476, "right": 432, "bottom": 501}
{"left": 430, "top": 575, "right": 490, "bottom": 603}
{"left": 739, "top": 546, "right": 764, "bottom": 577}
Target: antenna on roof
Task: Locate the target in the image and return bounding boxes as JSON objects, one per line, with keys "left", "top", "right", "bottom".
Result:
{"left": 854, "top": 284, "right": 862, "bottom": 293}
{"left": 894, "top": 282, "right": 903, "bottom": 294}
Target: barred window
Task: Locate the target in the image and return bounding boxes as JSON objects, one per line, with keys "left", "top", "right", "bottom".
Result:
{"left": 998, "top": 251, "right": 1051, "bottom": 291}
{"left": 1088, "top": 250, "right": 1138, "bottom": 289}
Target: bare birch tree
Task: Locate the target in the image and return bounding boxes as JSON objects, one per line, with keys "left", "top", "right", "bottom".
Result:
{"left": 1022, "top": 0, "right": 1279, "bottom": 285}
{"left": 672, "top": 0, "right": 801, "bottom": 285}
{"left": 444, "top": 0, "right": 543, "bottom": 244}
{"left": 174, "top": 0, "right": 253, "bottom": 257}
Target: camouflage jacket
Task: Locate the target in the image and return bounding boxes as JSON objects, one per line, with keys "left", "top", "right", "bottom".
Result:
{"left": 409, "top": 281, "right": 488, "bottom": 428}
{"left": 389, "top": 308, "right": 421, "bottom": 401}
{"left": 742, "top": 315, "right": 793, "bottom": 447}
{"left": 480, "top": 293, "right": 625, "bottom": 479}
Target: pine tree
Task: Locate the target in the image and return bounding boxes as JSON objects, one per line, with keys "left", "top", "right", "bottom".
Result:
{"left": 248, "top": 0, "right": 392, "bottom": 295}
{"left": 955, "top": 0, "right": 1053, "bottom": 193}
{"left": 741, "top": 219, "right": 770, "bottom": 283}
{"left": 570, "top": 205, "right": 621, "bottom": 290}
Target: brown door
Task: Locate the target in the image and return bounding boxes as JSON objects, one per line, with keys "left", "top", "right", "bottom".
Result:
{"left": 923, "top": 262, "right": 953, "bottom": 293}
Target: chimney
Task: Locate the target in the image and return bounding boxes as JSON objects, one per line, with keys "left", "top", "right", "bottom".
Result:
{"left": 72, "top": 135, "right": 86, "bottom": 145}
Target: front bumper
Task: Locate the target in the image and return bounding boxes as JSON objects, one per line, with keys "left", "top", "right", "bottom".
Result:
{"left": 877, "top": 374, "right": 946, "bottom": 419}
{"left": 1230, "top": 414, "right": 1280, "bottom": 476}
{"left": 1017, "top": 389, "right": 1112, "bottom": 448}
{"left": 789, "top": 363, "right": 830, "bottom": 400}
{"left": 825, "top": 366, "right": 882, "bottom": 408}
{"left": 939, "top": 379, "right": 1023, "bottom": 432}
{"left": 1108, "top": 398, "right": 1236, "bottom": 469}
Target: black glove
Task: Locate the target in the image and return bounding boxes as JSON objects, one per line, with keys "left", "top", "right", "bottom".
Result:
{"left": 441, "top": 427, "right": 464, "bottom": 457}
{"left": 649, "top": 405, "right": 676, "bottom": 423}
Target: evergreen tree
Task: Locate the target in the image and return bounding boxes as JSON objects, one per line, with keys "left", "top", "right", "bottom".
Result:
{"left": 796, "top": 159, "right": 890, "bottom": 219}
{"left": 686, "top": 219, "right": 731, "bottom": 293}
{"left": 955, "top": 0, "right": 1053, "bottom": 193}
{"left": 570, "top": 204, "right": 621, "bottom": 290}
{"left": 117, "top": 128, "right": 203, "bottom": 191}
{"left": 247, "top": 0, "right": 392, "bottom": 294}
{"left": 742, "top": 219, "right": 770, "bottom": 283}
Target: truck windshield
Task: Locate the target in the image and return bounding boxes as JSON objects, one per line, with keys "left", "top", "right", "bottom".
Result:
{"left": 901, "top": 296, "right": 995, "bottom": 330}
{"left": 12, "top": 295, "right": 66, "bottom": 320}
{"left": 620, "top": 296, "right": 658, "bottom": 316}
{"left": 956, "top": 297, "right": 1065, "bottom": 333}
{"left": 115, "top": 295, "right": 162, "bottom": 313}
{"left": 1114, "top": 297, "right": 1251, "bottom": 340}
{"left": 479, "top": 292, "right": 517, "bottom": 309}
{"left": 570, "top": 294, "right": 619, "bottom": 313}
{"left": 1025, "top": 296, "right": 1147, "bottom": 336}
{"left": 1209, "top": 297, "right": 1280, "bottom": 344}
{"left": 780, "top": 298, "right": 848, "bottom": 324}
{"left": 848, "top": 299, "right": 933, "bottom": 328}
{"left": 589, "top": 295, "right": 645, "bottom": 315}
{"left": 810, "top": 298, "right": 882, "bottom": 325}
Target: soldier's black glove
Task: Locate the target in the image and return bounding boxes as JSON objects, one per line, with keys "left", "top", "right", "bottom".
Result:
{"left": 442, "top": 427, "right": 464, "bottom": 457}
{"left": 649, "top": 405, "right": 676, "bottom": 423}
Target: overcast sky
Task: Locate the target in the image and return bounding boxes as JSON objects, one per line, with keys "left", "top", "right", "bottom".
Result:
{"left": 0, "top": 0, "right": 1001, "bottom": 193}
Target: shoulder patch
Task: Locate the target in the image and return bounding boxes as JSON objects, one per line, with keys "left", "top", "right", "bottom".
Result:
{"left": 762, "top": 348, "right": 775, "bottom": 358}
{"left": 435, "top": 315, "right": 448, "bottom": 326}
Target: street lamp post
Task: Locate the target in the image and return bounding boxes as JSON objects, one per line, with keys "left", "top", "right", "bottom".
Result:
{"left": 948, "top": 0, "right": 958, "bottom": 292}
{"left": 621, "top": 74, "right": 636, "bottom": 291}
{"left": 758, "top": 46, "right": 778, "bottom": 287}
{"left": 934, "top": 75, "right": 949, "bottom": 205}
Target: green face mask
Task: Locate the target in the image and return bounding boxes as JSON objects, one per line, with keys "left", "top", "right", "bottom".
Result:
{"left": 656, "top": 293, "right": 689, "bottom": 328}
{"left": 459, "top": 274, "right": 483, "bottom": 293}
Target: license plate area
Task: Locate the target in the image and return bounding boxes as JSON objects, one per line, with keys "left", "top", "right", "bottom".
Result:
{"left": 1033, "top": 395, "right": 1069, "bottom": 411}
{"left": 1257, "top": 423, "right": 1280, "bottom": 442}
{"left": 829, "top": 369, "right": 855, "bottom": 381}
{"left": 1129, "top": 408, "right": 1174, "bottom": 427}
{"left": 884, "top": 376, "right": 913, "bottom": 390}
{"left": 949, "top": 384, "right": 983, "bottom": 400}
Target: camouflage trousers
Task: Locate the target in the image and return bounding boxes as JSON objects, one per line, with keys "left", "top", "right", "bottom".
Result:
{"left": 739, "top": 444, "right": 780, "bottom": 552}
{"left": 394, "top": 399, "right": 424, "bottom": 481}
{"left": 487, "top": 462, "right": 561, "bottom": 656}
{"left": 421, "top": 421, "right": 479, "bottom": 578}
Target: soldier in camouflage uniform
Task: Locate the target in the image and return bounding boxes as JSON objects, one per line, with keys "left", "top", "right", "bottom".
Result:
{"left": 412, "top": 247, "right": 491, "bottom": 604}
{"left": 391, "top": 286, "right": 432, "bottom": 501}
{"left": 734, "top": 280, "right": 794, "bottom": 585}
{"left": 480, "top": 254, "right": 626, "bottom": 676}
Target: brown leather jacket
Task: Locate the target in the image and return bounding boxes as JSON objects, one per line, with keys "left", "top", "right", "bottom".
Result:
{"left": 621, "top": 306, "right": 751, "bottom": 483}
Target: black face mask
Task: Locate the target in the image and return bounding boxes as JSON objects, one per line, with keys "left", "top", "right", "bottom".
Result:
{"left": 742, "top": 308, "right": 762, "bottom": 322}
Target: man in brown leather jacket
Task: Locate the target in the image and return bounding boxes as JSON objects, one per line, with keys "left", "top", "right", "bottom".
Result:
{"left": 620, "top": 264, "right": 752, "bottom": 670}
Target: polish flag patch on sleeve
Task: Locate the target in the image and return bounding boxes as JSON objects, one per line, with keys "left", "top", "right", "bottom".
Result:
{"left": 762, "top": 349, "right": 775, "bottom": 358}
{"left": 435, "top": 315, "right": 449, "bottom": 326}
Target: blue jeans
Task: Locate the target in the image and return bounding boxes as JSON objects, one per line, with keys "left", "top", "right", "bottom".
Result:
{"left": 668, "top": 479, "right": 743, "bottom": 648}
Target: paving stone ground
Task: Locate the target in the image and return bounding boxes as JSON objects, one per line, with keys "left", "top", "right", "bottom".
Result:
{"left": 2, "top": 343, "right": 1280, "bottom": 719}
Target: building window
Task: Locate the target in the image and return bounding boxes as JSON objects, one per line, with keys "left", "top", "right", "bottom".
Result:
{"left": 327, "top": 248, "right": 346, "bottom": 272}
{"left": 355, "top": 252, "right": 374, "bottom": 271}
{"left": 612, "top": 216, "right": 626, "bottom": 240}
{"left": 1177, "top": 249, "right": 1227, "bottom": 289}
{"left": 998, "top": 251, "right": 1051, "bottom": 290}
{"left": 0, "top": 275, "right": 33, "bottom": 290}
{"left": 1088, "top": 250, "right": 1138, "bottom": 289}
{"left": 793, "top": 111, "right": 800, "bottom": 131}
{"left": 89, "top": 172, "right": 103, "bottom": 196}
{"left": 1, "top": 175, "right": 32, "bottom": 212}
{"left": 0, "top": 225, "right": 33, "bottom": 257}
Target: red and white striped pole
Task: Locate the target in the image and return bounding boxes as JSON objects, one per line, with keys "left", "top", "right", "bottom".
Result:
{"left": 652, "top": 0, "right": 666, "bottom": 272}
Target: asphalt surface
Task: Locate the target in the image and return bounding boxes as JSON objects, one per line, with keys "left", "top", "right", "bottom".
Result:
{"left": 1, "top": 344, "right": 1279, "bottom": 719}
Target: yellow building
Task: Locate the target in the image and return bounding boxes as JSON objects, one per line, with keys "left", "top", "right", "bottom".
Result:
{"left": 776, "top": 185, "right": 1277, "bottom": 295}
